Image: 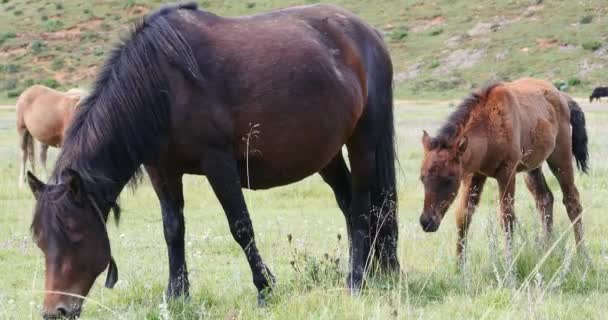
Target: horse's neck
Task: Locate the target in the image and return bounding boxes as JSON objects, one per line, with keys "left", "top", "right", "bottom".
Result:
{"left": 460, "top": 130, "right": 488, "bottom": 175}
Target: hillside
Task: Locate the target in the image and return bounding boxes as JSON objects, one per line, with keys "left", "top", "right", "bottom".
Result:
{"left": 0, "top": 0, "right": 607, "bottom": 101}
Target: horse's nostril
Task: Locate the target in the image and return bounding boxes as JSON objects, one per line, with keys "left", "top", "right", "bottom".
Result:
{"left": 56, "top": 307, "right": 67, "bottom": 317}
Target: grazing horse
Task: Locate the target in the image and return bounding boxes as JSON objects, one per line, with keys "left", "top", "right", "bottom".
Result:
{"left": 16, "top": 85, "right": 86, "bottom": 186}
{"left": 418, "top": 78, "right": 588, "bottom": 266}
{"left": 589, "top": 86, "right": 608, "bottom": 103}
{"left": 26, "top": 3, "right": 399, "bottom": 318}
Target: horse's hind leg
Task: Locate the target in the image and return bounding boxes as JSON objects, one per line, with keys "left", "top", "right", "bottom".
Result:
{"left": 547, "top": 149, "right": 586, "bottom": 255}
{"left": 203, "top": 150, "right": 274, "bottom": 305}
{"left": 524, "top": 167, "right": 554, "bottom": 243}
{"left": 40, "top": 144, "right": 49, "bottom": 179}
{"left": 146, "top": 166, "right": 190, "bottom": 298}
{"left": 319, "top": 151, "right": 352, "bottom": 250}
{"left": 455, "top": 173, "right": 487, "bottom": 268}
{"left": 18, "top": 132, "right": 27, "bottom": 188}
{"left": 344, "top": 136, "right": 376, "bottom": 292}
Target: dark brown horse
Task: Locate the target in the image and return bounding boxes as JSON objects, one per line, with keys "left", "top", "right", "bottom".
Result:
{"left": 418, "top": 78, "right": 588, "bottom": 267}
{"left": 590, "top": 86, "right": 608, "bottom": 103}
{"left": 27, "top": 3, "right": 398, "bottom": 318}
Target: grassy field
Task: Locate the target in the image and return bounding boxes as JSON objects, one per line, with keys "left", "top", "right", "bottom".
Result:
{"left": 1, "top": 99, "right": 607, "bottom": 319}
{"left": 1, "top": 0, "right": 607, "bottom": 101}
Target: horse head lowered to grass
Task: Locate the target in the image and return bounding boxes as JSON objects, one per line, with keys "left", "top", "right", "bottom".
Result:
{"left": 419, "top": 78, "right": 589, "bottom": 268}
{"left": 27, "top": 2, "right": 399, "bottom": 318}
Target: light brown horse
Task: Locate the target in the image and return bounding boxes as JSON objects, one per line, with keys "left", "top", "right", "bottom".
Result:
{"left": 419, "top": 78, "right": 589, "bottom": 266}
{"left": 16, "top": 85, "right": 85, "bottom": 187}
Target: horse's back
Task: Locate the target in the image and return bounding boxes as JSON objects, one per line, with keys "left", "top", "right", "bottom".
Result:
{"left": 500, "top": 78, "right": 564, "bottom": 169}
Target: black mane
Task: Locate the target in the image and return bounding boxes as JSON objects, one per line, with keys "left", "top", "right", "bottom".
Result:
{"left": 430, "top": 83, "right": 501, "bottom": 149}
{"left": 52, "top": 2, "right": 203, "bottom": 188}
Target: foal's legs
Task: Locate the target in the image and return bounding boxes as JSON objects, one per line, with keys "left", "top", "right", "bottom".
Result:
{"left": 547, "top": 153, "right": 586, "bottom": 254}
{"left": 455, "top": 173, "right": 487, "bottom": 267}
{"left": 146, "top": 166, "right": 189, "bottom": 297}
{"left": 497, "top": 166, "right": 517, "bottom": 285}
{"left": 524, "top": 168, "right": 554, "bottom": 242}
{"left": 204, "top": 150, "right": 274, "bottom": 304}
{"left": 40, "top": 143, "right": 49, "bottom": 179}
{"left": 319, "top": 151, "right": 352, "bottom": 249}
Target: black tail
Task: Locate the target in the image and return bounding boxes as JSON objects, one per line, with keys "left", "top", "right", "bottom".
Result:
{"left": 368, "top": 48, "right": 399, "bottom": 271}
{"left": 21, "top": 129, "right": 35, "bottom": 174}
{"left": 567, "top": 98, "right": 589, "bottom": 173}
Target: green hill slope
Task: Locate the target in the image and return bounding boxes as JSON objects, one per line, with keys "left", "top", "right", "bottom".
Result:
{"left": 1, "top": 0, "right": 606, "bottom": 101}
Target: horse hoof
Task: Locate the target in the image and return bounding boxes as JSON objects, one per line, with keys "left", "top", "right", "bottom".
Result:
{"left": 346, "top": 273, "right": 363, "bottom": 295}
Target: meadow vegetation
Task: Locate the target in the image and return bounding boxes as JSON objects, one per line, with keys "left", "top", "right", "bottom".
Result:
{"left": 1, "top": 101, "right": 607, "bottom": 319}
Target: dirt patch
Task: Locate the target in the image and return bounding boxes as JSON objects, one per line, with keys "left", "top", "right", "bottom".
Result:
{"left": 394, "top": 62, "right": 424, "bottom": 83}
{"left": 128, "top": 5, "right": 150, "bottom": 16}
{"left": 536, "top": 38, "right": 559, "bottom": 49}
{"left": 411, "top": 16, "right": 445, "bottom": 33}
{"left": 0, "top": 46, "right": 27, "bottom": 59}
{"left": 433, "top": 48, "right": 485, "bottom": 76}
{"left": 522, "top": 5, "right": 544, "bottom": 18}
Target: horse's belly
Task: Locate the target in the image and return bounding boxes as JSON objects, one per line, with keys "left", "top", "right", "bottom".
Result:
{"left": 235, "top": 136, "right": 345, "bottom": 190}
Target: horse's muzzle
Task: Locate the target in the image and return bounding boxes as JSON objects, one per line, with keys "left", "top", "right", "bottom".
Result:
{"left": 420, "top": 213, "right": 440, "bottom": 232}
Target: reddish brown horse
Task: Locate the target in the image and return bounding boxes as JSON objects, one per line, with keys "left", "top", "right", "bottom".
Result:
{"left": 26, "top": 3, "right": 398, "bottom": 318}
{"left": 419, "top": 78, "right": 588, "bottom": 266}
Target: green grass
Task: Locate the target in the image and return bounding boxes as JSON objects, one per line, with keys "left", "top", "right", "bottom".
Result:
{"left": 1, "top": 100, "right": 608, "bottom": 319}
{"left": 0, "top": 1, "right": 607, "bottom": 101}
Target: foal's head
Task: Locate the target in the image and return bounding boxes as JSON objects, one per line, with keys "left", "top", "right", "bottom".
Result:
{"left": 27, "top": 170, "right": 117, "bottom": 319}
{"left": 419, "top": 131, "right": 468, "bottom": 232}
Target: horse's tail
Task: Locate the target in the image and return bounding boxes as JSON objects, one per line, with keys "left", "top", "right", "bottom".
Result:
{"left": 567, "top": 97, "right": 589, "bottom": 173}
{"left": 21, "top": 129, "right": 35, "bottom": 174}
{"left": 367, "top": 41, "right": 399, "bottom": 270}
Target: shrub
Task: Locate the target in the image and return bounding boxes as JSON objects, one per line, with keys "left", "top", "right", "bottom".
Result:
{"left": 42, "top": 19, "right": 63, "bottom": 32}
{"left": 580, "top": 15, "right": 593, "bottom": 24}
{"left": 55, "top": 3, "right": 63, "bottom": 10}
{"left": 0, "top": 32, "right": 17, "bottom": 46}
{"left": 100, "top": 23, "right": 112, "bottom": 31}
{"left": 1, "top": 0, "right": 10, "bottom": 4}
{"left": 80, "top": 31, "right": 100, "bottom": 41}
{"left": 40, "top": 14, "right": 48, "bottom": 21}
{"left": 582, "top": 40, "right": 602, "bottom": 51}
{"left": 42, "top": 78, "right": 60, "bottom": 89}
{"left": 83, "top": 8, "right": 90, "bottom": 14}
{"left": 1, "top": 78, "right": 18, "bottom": 90}
{"left": 567, "top": 77, "right": 581, "bottom": 86}
{"left": 246, "top": 2, "right": 256, "bottom": 9}
{"left": 7, "top": 89, "right": 23, "bottom": 98}
{"left": 51, "top": 58, "right": 64, "bottom": 71}
{"left": 13, "top": 10, "right": 22, "bottom": 16}
{"left": 429, "top": 28, "right": 443, "bottom": 36}
{"left": 0, "top": 64, "right": 20, "bottom": 73}
{"left": 389, "top": 26, "right": 408, "bottom": 42}
{"left": 429, "top": 60, "right": 440, "bottom": 69}
{"left": 30, "top": 40, "right": 47, "bottom": 54}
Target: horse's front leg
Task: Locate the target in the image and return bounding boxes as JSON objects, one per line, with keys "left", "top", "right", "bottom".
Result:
{"left": 202, "top": 149, "right": 275, "bottom": 305}
{"left": 146, "top": 166, "right": 189, "bottom": 297}
{"left": 497, "top": 167, "right": 517, "bottom": 287}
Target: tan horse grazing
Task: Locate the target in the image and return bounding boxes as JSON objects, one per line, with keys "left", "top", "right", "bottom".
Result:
{"left": 418, "top": 78, "right": 589, "bottom": 268}
{"left": 16, "top": 85, "right": 86, "bottom": 187}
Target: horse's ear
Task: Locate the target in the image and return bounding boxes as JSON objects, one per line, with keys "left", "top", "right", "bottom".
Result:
{"left": 422, "top": 130, "right": 432, "bottom": 150}
{"left": 457, "top": 136, "right": 468, "bottom": 157}
{"left": 64, "top": 169, "right": 85, "bottom": 202}
{"left": 27, "top": 171, "right": 44, "bottom": 199}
